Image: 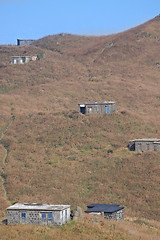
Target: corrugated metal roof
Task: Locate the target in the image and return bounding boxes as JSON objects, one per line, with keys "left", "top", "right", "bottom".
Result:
{"left": 7, "top": 203, "right": 70, "bottom": 211}
{"left": 85, "top": 204, "right": 124, "bottom": 213}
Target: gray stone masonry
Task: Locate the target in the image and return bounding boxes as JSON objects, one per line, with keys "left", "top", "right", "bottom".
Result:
{"left": 104, "top": 209, "right": 124, "bottom": 220}
{"left": 129, "top": 139, "right": 160, "bottom": 152}
{"left": 17, "top": 39, "right": 35, "bottom": 46}
{"left": 79, "top": 101, "right": 116, "bottom": 114}
{"left": 7, "top": 203, "right": 70, "bottom": 225}
{"left": 11, "top": 56, "right": 37, "bottom": 64}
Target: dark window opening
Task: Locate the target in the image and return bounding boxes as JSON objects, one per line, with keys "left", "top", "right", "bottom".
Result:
{"left": 65, "top": 210, "right": 67, "bottom": 219}
{"left": 146, "top": 143, "right": 150, "bottom": 150}
{"left": 48, "top": 213, "right": 52, "bottom": 220}
{"left": 106, "top": 106, "right": 110, "bottom": 114}
{"left": 21, "top": 212, "right": 26, "bottom": 219}
{"left": 129, "top": 142, "right": 135, "bottom": 151}
{"left": 80, "top": 107, "right": 85, "bottom": 114}
{"left": 42, "top": 213, "right": 46, "bottom": 219}
{"left": 154, "top": 145, "right": 157, "bottom": 151}
{"left": 138, "top": 143, "right": 142, "bottom": 150}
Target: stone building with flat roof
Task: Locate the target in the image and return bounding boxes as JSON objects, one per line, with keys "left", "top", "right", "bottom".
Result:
{"left": 85, "top": 204, "right": 124, "bottom": 220}
{"left": 7, "top": 203, "right": 70, "bottom": 225}
{"left": 11, "top": 56, "right": 37, "bottom": 64}
{"left": 17, "top": 39, "right": 35, "bottom": 46}
{"left": 128, "top": 138, "right": 160, "bottom": 152}
{"left": 78, "top": 101, "right": 116, "bottom": 114}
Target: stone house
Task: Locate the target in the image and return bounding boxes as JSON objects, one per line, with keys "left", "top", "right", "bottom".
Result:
{"left": 17, "top": 39, "right": 35, "bottom": 46}
{"left": 85, "top": 204, "right": 124, "bottom": 220}
{"left": 7, "top": 203, "right": 70, "bottom": 225}
{"left": 78, "top": 101, "right": 116, "bottom": 114}
{"left": 128, "top": 138, "right": 160, "bottom": 151}
{"left": 11, "top": 56, "right": 37, "bottom": 64}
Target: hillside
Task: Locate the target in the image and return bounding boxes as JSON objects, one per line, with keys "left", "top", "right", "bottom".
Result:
{"left": 0, "top": 15, "right": 160, "bottom": 239}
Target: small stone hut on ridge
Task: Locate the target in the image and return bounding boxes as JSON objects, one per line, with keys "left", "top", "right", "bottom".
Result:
{"left": 7, "top": 203, "right": 70, "bottom": 225}
{"left": 78, "top": 101, "right": 116, "bottom": 114}
{"left": 128, "top": 138, "right": 160, "bottom": 152}
{"left": 85, "top": 204, "right": 124, "bottom": 220}
{"left": 17, "top": 39, "right": 35, "bottom": 46}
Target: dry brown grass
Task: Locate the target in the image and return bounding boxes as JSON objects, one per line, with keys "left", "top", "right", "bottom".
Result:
{"left": 0, "top": 15, "right": 160, "bottom": 238}
{"left": 0, "top": 214, "right": 160, "bottom": 240}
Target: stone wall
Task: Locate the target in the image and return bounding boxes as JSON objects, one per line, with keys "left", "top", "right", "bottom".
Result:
{"left": 135, "top": 141, "right": 154, "bottom": 151}
{"left": 79, "top": 103, "right": 116, "bottom": 114}
{"left": 7, "top": 208, "right": 70, "bottom": 225}
{"left": 129, "top": 141, "right": 160, "bottom": 152}
{"left": 153, "top": 143, "right": 160, "bottom": 151}
{"left": 7, "top": 210, "right": 20, "bottom": 224}
{"left": 104, "top": 209, "right": 124, "bottom": 220}
{"left": 134, "top": 141, "right": 160, "bottom": 152}
{"left": 17, "top": 39, "right": 35, "bottom": 46}
{"left": 60, "top": 208, "right": 70, "bottom": 224}
{"left": 11, "top": 56, "right": 35, "bottom": 64}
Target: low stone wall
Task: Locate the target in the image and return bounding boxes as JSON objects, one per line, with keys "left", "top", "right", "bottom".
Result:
{"left": 104, "top": 209, "right": 124, "bottom": 220}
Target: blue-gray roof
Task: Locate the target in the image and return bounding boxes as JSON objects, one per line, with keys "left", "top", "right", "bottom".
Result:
{"left": 85, "top": 204, "right": 124, "bottom": 213}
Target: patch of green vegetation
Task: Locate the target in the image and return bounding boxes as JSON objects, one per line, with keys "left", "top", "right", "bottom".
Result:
{"left": 29, "top": 157, "right": 35, "bottom": 162}
{"left": 67, "top": 156, "right": 76, "bottom": 161}
{"left": 147, "top": 32, "right": 151, "bottom": 37}
{"left": 22, "top": 57, "right": 26, "bottom": 63}
{"left": 37, "top": 53, "right": 45, "bottom": 60}
{"left": 0, "top": 171, "right": 7, "bottom": 180}
{"left": 107, "top": 149, "right": 113, "bottom": 154}
{"left": 0, "top": 85, "right": 13, "bottom": 94}
{"left": 65, "top": 220, "right": 76, "bottom": 227}
{"left": 46, "top": 155, "right": 59, "bottom": 166}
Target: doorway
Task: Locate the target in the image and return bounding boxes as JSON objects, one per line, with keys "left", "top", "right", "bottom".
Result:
{"left": 80, "top": 107, "right": 86, "bottom": 114}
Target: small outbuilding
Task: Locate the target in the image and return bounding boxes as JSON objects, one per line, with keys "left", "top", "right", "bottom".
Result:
{"left": 128, "top": 138, "right": 160, "bottom": 152}
{"left": 78, "top": 101, "right": 116, "bottom": 114}
{"left": 17, "top": 39, "right": 35, "bottom": 46}
{"left": 7, "top": 203, "right": 70, "bottom": 225}
{"left": 11, "top": 56, "right": 37, "bottom": 64}
{"left": 85, "top": 204, "right": 124, "bottom": 220}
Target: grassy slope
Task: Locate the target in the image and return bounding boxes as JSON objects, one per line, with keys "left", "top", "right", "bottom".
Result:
{"left": 1, "top": 215, "right": 160, "bottom": 240}
{"left": 0, "top": 15, "right": 160, "bottom": 239}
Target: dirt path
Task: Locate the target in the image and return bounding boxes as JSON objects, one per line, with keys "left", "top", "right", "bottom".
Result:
{"left": 0, "top": 147, "right": 10, "bottom": 204}
{"left": 0, "top": 118, "right": 13, "bottom": 205}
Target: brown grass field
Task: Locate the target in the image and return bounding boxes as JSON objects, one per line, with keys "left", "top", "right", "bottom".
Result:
{"left": 0, "top": 15, "right": 160, "bottom": 239}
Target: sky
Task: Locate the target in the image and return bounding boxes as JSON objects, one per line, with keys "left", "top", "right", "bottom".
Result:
{"left": 0, "top": 0, "right": 160, "bottom": 45}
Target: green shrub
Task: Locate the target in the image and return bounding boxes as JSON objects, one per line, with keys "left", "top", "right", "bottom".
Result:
{"left": 107, "top": 149, "right": 113, "bottom": 154}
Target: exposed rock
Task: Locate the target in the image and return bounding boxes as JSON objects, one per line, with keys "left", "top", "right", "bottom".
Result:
{"left": 71, "top": 206, "right": 83, "bottom": 221}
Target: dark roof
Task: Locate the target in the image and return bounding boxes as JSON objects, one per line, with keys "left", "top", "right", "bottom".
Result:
{"left": 17, "top": 39, "right": 35, "bottom": 41}
{"left": 85, "top": 204, "right": 124, "bottom": 213}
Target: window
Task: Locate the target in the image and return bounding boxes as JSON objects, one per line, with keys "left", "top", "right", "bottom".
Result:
{"left": 41, "top": 212, "right": 52, "bottom": 220}
{"left": 138, "top": 143, "right": 142, "bottom": 150}
{"left": 42, "top": 213, "right": 46, "bottom": 220}
{"left": 21, "top": 212, "right": 26, "bottom": 219}
{"left": 65, "top": 210, "right": 67, "bottom": 219}
{"left": 48, "top": 212, "right": 52, "bottom": 220}
{"left": 146, "top": 143, "right": 150, "bottom": 150}
{"left": 154, "top": 145, "right": 157, "bottom": 151}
